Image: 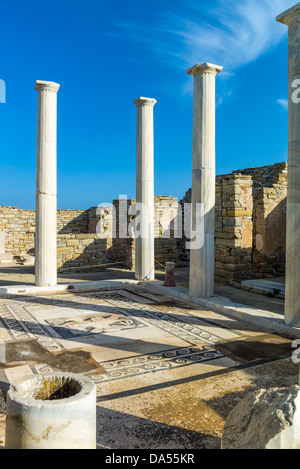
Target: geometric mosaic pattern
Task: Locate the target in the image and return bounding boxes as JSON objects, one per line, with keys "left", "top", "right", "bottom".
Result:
{"left": 92, "top": 347, "right": 223, "bottom": 383}
{"left": 0, "top": 287, "right": 243, "bottom": 388}
{"left": 0, "top": 303, "right": 63, "bottom": 352}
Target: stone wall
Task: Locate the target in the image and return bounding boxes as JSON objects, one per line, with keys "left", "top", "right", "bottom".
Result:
{"left": 228, "top": 163, "right": 287, "bottom": 280}
{"left": 57, "top": 234, "right": 106, "bottom": 273}
{"left": 181, "top": 162, "right": 287, "bottom": 284}
{"left": 93, "top": 196, "right": 179, "bottom": 269}
{"left": 57, "top": 209, "right": 89, "bottom": 234}
{"left": 214, "top": 174, "right": 253, "bottom": 283}
{"left": 112, "top": 238, "right": 178, "bottom": 271}
{"left": 0, "top": 207, "right": 90, "bottom": 256}
{"left": 250, "top": 165, "right": 287, "bottom": 278}
{"left": 0, "top": 206, "right": 35, "bottom": 256}
{"left": 0, "top": 162, "right": 287, "bottom": 281}
{"left": 0, "top": 197, "right": 179, "bottom": 272}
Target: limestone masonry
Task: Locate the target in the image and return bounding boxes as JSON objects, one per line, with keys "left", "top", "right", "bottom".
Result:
{"left": 0, "top": 161, "right": 287, "bottom": 283}
{"left": 182, "top": 161, "right": 287, "bottom": 284}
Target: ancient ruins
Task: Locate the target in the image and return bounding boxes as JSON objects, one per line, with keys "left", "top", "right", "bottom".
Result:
{"left": 1, "top": 1, "right": 300, "bottom": 451}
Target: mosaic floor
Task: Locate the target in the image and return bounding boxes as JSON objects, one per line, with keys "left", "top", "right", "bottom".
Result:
{"left": 0, "top": 285, "right": 297, "bottom": 449}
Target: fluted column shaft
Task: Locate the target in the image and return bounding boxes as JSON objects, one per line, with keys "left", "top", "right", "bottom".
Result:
{"left": 35, "top": 80, "right": 60, "bottom": 287}
{"left": 134, "top": 97, "right": 156, "bottom": 281}
{"left": 187, "top": 63, "right": 222, "bottom": 298}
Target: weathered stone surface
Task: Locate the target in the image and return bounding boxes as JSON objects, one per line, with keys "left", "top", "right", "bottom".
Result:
{"left": 163, "top": 262, "right": 176, "bottom": 287}
{"left": 0, "top": 160, "right": 289, "bottom": 284}
{"left": 180, "top": 162, "right": 287, "bottom": 284}
{"left": 19, "top": 254, "right": 35, "bottom": 266}
{"left": 5, "top": 373, "right": 96, "bottom": 449}
{"left": 57, "top": 235, "right": 107, "bottom": 272}
{"left": 277, "top": 3, "right": 300, "bottom": 326}
{"left": 222, "top": 385, "right": 300, "bottom": 449}
{"left": 187, "top": 62, "right": 223, "bottom": 299}
{"left": 35, "top": 80, "right": 60, "bottom": 287}
{"left": 134, "top": 97, "right": 156, "bottom": 282}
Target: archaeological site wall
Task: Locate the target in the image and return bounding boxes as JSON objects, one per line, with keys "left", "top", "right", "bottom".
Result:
{"left": 103, "top": 196, "right": 179, "bottom": 270}
{"left": 57, "top": 234, "right": 106, "bottom": 273}
{"left": 0, "top": 207, "right": 99, "bottom": 271}
{"left": 0, "top": 162, "right": 287, "bottom": 281}
{"left": 0, "top": 196, "right": 179, "bottom": 272}
{"left": 0, "top": 207, "right": 89, "bottom": 255}
{"left": 181, "top": 162, "right": 287, "bottom": 284}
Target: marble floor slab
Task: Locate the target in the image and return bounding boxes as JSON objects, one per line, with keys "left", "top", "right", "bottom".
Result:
{"left": 0, "top": 284, "right": 298, "bottom": 449}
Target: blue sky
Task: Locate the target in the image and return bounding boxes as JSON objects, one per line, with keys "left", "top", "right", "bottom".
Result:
{"left": 0, "top": 0, "right": 294, "bottom": 209}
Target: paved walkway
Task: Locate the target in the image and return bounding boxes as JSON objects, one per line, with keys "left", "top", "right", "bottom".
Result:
{"left": 0, "top": 264, "right": 285, "bottom": 315}
{"left": 0, "top": 283, "right": 297, "bottom": 449}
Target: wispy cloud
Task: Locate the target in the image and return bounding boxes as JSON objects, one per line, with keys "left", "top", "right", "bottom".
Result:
{"left": 118, "top": 0, "right": 293, "bottom": 72}
{"left": 277, "top": 98, "right": 289, "bottom": 110}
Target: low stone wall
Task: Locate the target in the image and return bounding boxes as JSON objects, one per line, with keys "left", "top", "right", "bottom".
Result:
{"left": 106, "top": 238, "right": 177, "bottom": 271}
{"left": 214, "top": 174, "right": 253, "bottom": 283}
{"left": 0, "top": 197, "right": 179, "bottom": 273}
{"left": 0, "top": 207, "right": 35, "bottom": 256}
{"left": 0, "top": 207, "right": 90, "bottom": 256}
{"left": 0, "top": 207, "right": 107, "bottom": 273}
{"left": 96, "top": 196, "right": 179, "bottom": 270}
{"left": 57, "top": 209, "right": 89, "bottom": 234}
{"left": 252, "top": 166, "right": 287, "bottom": 278}
{"left": 57, "top": 235, "right": 107, "bottom": 273}
{"left": 181, "top": 162, "right": 288, "bottom": 284}
{"left": 0, "top": 162, "right": 288, "bottom": 283}
{"left": 155, "top": 238, "right": 177, "bottom": 268}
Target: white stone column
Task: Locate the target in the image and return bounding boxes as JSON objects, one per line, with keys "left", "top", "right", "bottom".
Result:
{"left": 187, "top": 63, "right": 222, "bottom": 298}
{"left": 35, "top": 80, "right": 60, "bottom": 287}
{"left": 277, "top": 5, "right": 300, "bottom": 326}
{"left": 133, "top": 97, "right": 156, "bottom": 281}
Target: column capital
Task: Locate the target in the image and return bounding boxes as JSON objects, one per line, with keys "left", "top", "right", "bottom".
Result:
{"left": 277, "top": 3, "right": 300, "bottom": 26}
{"left": 134, "top": 97, "right": 157, "bottom": 108}
{"left": 186, "top": 63, "right": 223, "bottom": 77}
{"left": 35, "top": 80, "right": 60, "bottom": 93}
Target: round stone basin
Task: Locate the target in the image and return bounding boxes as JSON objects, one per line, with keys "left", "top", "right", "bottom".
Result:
{"left": 16, "top": 375, "right": 83, "bottom": 401}
{"left": 5, "top": 373, "right": 96, "bottom": 449}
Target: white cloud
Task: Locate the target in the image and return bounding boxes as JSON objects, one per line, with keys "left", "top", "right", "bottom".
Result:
{"left": 119, "top": 0, "right": 293, "bottom": 72}
{"left": 277, "top": 98, "right": 289, "bottom": 110}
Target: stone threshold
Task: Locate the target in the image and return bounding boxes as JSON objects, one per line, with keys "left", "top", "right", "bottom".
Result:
{"left": 0, "top": 276, "right": 298, "bottom": 341}
{"left": 0, "top": 279, "right": 139, "bottom": 296}
{"left": 143, "top": 280, "right": 300, "bottom": 340}
{"left": 240, "top": 279, "right": 285, "bottom": 299}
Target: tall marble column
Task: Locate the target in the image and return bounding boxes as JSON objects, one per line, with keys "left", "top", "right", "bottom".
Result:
{"left": 187, "top": 63, "right": 222, "bottom": 298}
{"left": 133, "top": 97, "right": 156, "bottom": 281}
{"left": 277, "top": 5, "right": 300, "bottom": 326}
{"left": 35, "top": 80, "right": 60, "bottom": 287}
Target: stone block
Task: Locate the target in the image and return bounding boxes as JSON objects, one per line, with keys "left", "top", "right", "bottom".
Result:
{"left": 222, "top": 386, "right": 300, "bottom": 449}
{"left": 226, "top": 210, "right": 253, "bottom": 217}
{"left": 66, "top": 239, "right": 79, "bottom": 247}
{"left": 0, "top": 253, "right": 14, "bottom": 264}
{"left": 19, "top": 254, "right": 35, "bottom": 266}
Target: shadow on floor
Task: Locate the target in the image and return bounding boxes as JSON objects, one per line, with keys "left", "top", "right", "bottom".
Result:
{"left": 0, "top": 264, "right": 285, "bottom": 316}
{"left": 96, "top": 406, "right": 220, "bottom": 449}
